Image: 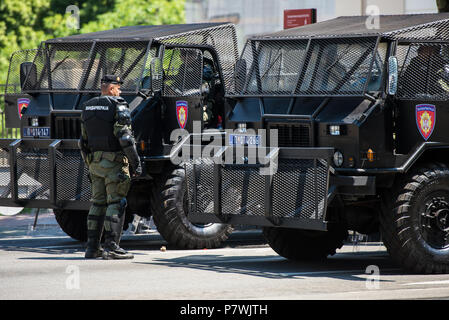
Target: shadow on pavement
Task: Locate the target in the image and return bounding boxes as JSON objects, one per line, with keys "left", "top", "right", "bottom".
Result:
{"left": 0, "top": 230, "right": 266, "bottom": 257}
{"left": 133, "top": 250, "right": 401, "bottom": 282}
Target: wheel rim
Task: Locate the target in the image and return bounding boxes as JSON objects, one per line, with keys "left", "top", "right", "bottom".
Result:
{"left": 420, "top": 194, "right": 449, "bottom": 250}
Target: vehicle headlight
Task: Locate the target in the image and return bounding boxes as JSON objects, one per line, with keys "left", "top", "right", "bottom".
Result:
{"left": 237, "top": 123, "right": 247, "bottom": 133}
{"left": 329, "top": 125, "right": 341, "bottom": 136}
{"left": 31, "top": 117, "right": 39, "bottom": 127}
{"left": 333, "top": 151, "right": 343, "bottom": 167}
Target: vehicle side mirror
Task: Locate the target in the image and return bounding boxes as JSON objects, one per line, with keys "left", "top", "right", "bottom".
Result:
{"left": 150, "top": 57, "right": 163, "bottom": 93}
{"left": 234, "top": 59, "right": 247, "bottom": 94}
{"left": 20, "top": 62, "right": 37, "bottom": 90}
{"left": 140, "top": 73, "right": 151, "bottom": 90}
{"left": 387, "top": 56, "right": 398, "bottom": 96}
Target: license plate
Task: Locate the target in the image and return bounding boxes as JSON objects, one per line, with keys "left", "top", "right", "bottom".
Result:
{"left": 229, "top": 134, "right": 261, "bottom": 146}
{"left": 23, "top": 127, "right": 50, "bottom": 138}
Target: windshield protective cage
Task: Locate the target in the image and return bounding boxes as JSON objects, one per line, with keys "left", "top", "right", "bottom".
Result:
{"left": 21, "top": 41, "right": 150, "bottom": 93}
{"left": 16, "top": 23, "right": 238, "bottom": 95}
{"left": 158, "top": 24, "right": 239, "bottom": 94}
{"left": 231, "top": 36, "right": 381, "bottom": 97}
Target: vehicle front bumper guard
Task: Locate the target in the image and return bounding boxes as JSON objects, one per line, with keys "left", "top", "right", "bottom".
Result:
{"left": 0, "top": 138, "right": 91, "bottom": 210}
{"left": 177, "top": 138, "right": 375, "bottom": 231}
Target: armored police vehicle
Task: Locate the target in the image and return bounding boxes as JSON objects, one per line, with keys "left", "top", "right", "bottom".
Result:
{"left": 2, "top": 23, "right": 238, "bottom": 249}
{"left": 180, "top": 14, "right": 449, "bottom": 273}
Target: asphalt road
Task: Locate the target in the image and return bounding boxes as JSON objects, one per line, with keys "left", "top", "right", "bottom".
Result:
{"left": 1, "top": 212, "right": 449, "bottom": 301}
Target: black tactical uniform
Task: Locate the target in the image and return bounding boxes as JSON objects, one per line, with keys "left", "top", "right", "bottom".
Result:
{"left": 79, "top": 75, "right": 142, "bottom": 259}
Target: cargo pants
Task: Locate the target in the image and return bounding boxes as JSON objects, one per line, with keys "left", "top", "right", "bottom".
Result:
{"left": 86, "top": 151, "right": 131, "bottom": 237}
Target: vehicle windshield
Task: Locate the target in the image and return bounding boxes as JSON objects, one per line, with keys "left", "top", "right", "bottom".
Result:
{"left": 237, "top": 37, "right": 386, "bottom": 96}
{"left": 22, "top": 41, "right": 152, "bottom": 93}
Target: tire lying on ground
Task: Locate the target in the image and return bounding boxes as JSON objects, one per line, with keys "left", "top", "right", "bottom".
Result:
{"left": 381, "top": 162, "right": 449, "bottom": 274}
{"left": 263, "top": 225, "right": 348, "bottom": 261}
{"left": 151, "top": 166, "right": 233, "bottom": 249}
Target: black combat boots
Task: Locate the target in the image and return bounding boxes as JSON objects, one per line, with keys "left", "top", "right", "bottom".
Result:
{"left": 102, "top": 199, "right": 133, "bottom": 260}
{"left": 102, "top": 239, "right": 134, "bottom": 260}
{"left": 85, "top": 214, "right": 105, "bottom": 259}
{"left": 85, "top": 231, "right": 104, "bottom": 259}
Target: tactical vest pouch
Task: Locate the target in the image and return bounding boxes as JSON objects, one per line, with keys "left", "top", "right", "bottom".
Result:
{"left": 101, "top": 152, "right": 117, "bottom": 162}
{"left": 93, "top": 151, "right": 104, "bottom": 162}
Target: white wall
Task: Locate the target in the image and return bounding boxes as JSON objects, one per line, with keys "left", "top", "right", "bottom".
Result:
{"left": 335, "top": 0, "right": 437, "bottom": 15}
{"left": 404, "top": 0, "right": 438, "bottom": 13}
{"left": 186, "top": 0, "right": 439, "bottom": 49}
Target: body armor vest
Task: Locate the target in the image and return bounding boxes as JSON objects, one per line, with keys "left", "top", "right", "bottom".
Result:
{"left": 81, "top": 96, "right": 121, "bottom": 152}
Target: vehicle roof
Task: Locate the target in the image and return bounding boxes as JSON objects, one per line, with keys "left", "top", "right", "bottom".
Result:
{"left": 253, "top": 13, "right": 449, "bottom": 41}
{"left": 45, "top": 23, "right": 230, "bottom": 43}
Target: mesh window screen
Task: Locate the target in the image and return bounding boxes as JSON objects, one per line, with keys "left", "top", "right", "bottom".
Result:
{"left": 236, "top": 37, "right": 381, "bottom": 96}
{"left": 5, "top": 49, "right": 38, "bottom": 94}
{"left": 163, "top": 47, "right": 203, "bottom": 96}
{"left": 23, "top": 42, "right": 149, "bottom": 93}
{"left": 12, "top": 24, "right": 238, "bottom": 95}
{"left": 84, "top": 42, "right": 148, "bottom": 92}
{"left": 244, "top": 40, "right": 308, "bottom": 94}
{"left": 298, "top": 38, "right": 378, "bottom": 95}
{"left": 25, "top": 43, "right": 94, "bottom": 91}
{"left": 397, "top": 43, "right": 449, "bottom": 100}
{"left": 158, "top": 24, "right": 238, "bottom": 95}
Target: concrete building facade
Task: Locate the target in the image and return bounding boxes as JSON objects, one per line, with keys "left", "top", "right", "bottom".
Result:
{"left": 186, "top": 0, "right": 439, "bottom": 49}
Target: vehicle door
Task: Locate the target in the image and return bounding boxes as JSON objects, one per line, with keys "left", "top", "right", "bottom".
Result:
{"left": 160, "top": 46, "right": 204, "bottom": 143}
{"left": 394, "top": 42, "right": 449, "bottom": 154}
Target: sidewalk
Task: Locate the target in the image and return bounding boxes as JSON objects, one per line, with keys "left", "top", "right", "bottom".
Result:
{"left": 0, "top": 209, "right": 65, "bottom": 238}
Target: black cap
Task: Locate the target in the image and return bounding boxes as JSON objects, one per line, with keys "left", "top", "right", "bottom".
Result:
{"left": 101, "top": 74, "right": 124, "bottom": 84}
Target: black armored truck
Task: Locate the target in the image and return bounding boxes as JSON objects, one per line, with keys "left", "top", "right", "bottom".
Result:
{"left": 2, "top": 23, "right": 239, "bottom": 249}
{"left": 179, "top": 14, "right": 449, "bottom": 274}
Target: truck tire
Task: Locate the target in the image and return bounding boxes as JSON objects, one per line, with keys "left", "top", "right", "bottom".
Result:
{"left": 151, "top": 166, "right": 233, "bottom": 249}
{"left": 380, "top": 163, "right": 449, "bottom": 274}
{"left": 54, "top": 209, "right": 88, "bottom": 241}
{"left": 54, "top": 209, "right": 133, "bottom": 242}
{"left": 263, "top": 226, "right": 348, "bottom": 260}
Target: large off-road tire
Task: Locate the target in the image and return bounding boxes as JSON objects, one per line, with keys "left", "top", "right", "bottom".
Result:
{"left": 263, "top": 226, "right": 348, "bottom": 260}
{"left": 54, "top": 209, "right": 88, "bottom": 241}
{"left": 380, "top": 163, "right": 449, "bottom": 274}
{"left": 151, "top": 166, "right": 233, "bottom": 249}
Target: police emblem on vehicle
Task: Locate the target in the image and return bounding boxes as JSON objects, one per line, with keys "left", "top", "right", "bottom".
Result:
{"left": 17, "top": 98, "right": 30, "bottom": 119}
{"left": 416, "top": 104, "right": 436, "bottom": 141}
{"left": 176, "top": 100, "right": 188, "bottom": 129}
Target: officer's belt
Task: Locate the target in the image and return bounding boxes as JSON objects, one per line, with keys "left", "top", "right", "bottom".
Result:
{"left": 92, "top": 151, "right": 126, "bottom": 163}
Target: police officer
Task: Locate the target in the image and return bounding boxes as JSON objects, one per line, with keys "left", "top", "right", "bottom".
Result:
{"left": 202, "top": 59, "right": 222, "bottom": 128}
{"left": 437, "top": 65, "right": 449, "bottom": 93}
{"left": 402, "top": 45, "right": 449, "bottom": 96}
{"left": 202, "top": 62, "right": 214, "bottom": 124}
{"left": 79, "top": 74, "right": 142, "bottom": 260}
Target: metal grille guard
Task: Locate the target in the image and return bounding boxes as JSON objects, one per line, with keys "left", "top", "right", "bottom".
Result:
{"left": 0, "top": 139, "right": 91, "bottom": 210}
{"left": 177, "top": 136, "right": 335, "bottom": 231}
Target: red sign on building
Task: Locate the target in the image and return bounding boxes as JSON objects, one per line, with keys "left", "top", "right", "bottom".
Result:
{"left": 283, "top": 9, "right": 317, "bottom": 29}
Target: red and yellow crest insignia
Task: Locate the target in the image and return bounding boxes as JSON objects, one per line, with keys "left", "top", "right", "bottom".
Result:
{"left": 416, "top": 104, "right": 436, "bottom": 141}
{"left": 176, "top": 100, "right": 188, "bottom": 129}
{"left": 17, "top": 98, "right": 30, "bottom": 119}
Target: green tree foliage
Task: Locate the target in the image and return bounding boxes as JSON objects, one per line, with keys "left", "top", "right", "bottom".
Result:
{"left": 0, "top": 0, "right": 185, "bottom": 84}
